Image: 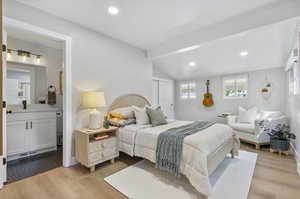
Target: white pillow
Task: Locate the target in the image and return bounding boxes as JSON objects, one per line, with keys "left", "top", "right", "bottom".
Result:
{"left": 238, "top": 107, "right": 257, "bottom": 124}
{"left": 110, "top": 106, "right": 134, "bottom": 119}
{"left": 132, "top": 106, "right": 150, "bottom": 125}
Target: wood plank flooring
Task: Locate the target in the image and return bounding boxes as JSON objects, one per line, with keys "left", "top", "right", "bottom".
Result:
{"left": 0, "top": 143, "right": 299, "bottom": 199}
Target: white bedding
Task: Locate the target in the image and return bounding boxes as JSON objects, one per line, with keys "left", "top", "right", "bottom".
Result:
{"left": 117, "top": 120, "right": 239, "bottom": 196}
{"left": 117, "top": 124, "right": 151, "bottom": 156}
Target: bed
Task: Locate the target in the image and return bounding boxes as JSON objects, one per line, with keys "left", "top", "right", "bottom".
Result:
{"left": 107, "top": 94, "right": 240, "bottom": 196}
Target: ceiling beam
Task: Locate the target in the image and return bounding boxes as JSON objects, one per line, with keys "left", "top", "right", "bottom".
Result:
{"left": 149, "top": 0, "right": 300, "bottom": 60}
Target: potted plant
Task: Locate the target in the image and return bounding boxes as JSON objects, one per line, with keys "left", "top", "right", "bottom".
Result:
{"left": 267, "top": 124, "right": 296, "bottom": 151}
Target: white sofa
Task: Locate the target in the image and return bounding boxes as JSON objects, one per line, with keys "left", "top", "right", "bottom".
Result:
{"left": 227, "top": 111, "right": 288, "bottom": 149}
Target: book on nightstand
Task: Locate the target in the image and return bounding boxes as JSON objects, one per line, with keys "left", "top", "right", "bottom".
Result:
{"left": 93, "top": 135, "right": 110, "bottom": 141}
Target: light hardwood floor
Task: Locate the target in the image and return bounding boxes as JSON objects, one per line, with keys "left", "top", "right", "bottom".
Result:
{"left": 0, "top": 144, "right": 299, "bottom": 199}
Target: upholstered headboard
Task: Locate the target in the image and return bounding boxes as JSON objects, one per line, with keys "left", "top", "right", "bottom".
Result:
{"left": 107, "top": 94, "right": 151, "bottom": 113}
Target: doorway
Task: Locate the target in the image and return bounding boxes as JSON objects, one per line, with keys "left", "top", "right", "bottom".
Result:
{"left": 5, "top": 27, "right": 64, "bottom": 183}
{"left": 0, "top": 17, "right": 72, "bottom": 186}
{"left": 152, "top": 77, "right": 175, "bottom": 119}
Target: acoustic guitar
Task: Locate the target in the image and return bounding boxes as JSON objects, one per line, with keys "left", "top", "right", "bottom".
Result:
{"left": 202, "top": 80, "right": 214, "bottom": 107}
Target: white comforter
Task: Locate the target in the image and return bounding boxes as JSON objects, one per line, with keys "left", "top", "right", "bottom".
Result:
{"left": 118, "top": 120, "right": 239, "bottom": 196}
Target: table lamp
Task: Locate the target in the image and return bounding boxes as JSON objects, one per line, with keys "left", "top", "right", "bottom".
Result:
{"left": 81, "top": 91, "right": 106, "bottom": 129}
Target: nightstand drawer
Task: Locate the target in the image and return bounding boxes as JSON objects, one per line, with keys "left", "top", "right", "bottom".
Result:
{"left": 88, "top": 147, "right": 118, "bottom": 164}
{"left": 88, "top": 137, "right": 117, "bottom": 153}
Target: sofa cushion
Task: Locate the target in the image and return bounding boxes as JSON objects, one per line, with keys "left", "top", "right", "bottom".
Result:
{"left": 238, "top": 107, "right": 257, "bottom": 124}
{"left": 229, "top": 122, "right": 255, "bottom": 134}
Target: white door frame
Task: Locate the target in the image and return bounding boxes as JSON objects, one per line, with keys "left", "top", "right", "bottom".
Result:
{"left": 3, "top": 17, "right": 73, "bottom": 168}
{"left": 152, "top": 77, "right": 175, "bottom": 119}
{"left": 0, "top": 31, "right": 7, "bottom": 189}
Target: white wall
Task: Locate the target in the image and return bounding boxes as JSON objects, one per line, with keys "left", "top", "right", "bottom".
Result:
{"left": 7, "top": 37, "right": 63, "bottom": 108}
{"left": 286, "top": 32, "right": 300, "bottom": 171}
{"left": 175, "top": 68, "right": 286, "bottom": 121}
{"left": 286, "top": 72, "right": 300, "bottom": 168}
{"left": 4, "top": 0, "right": 153, "bottom": 159}
{"left": 152, "top": 65, "right": 172, "bottom": 79}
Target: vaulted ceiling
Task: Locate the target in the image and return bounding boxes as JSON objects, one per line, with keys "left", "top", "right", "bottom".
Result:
{"left": 153, "top": 18, "right": 299, "bottom": 79}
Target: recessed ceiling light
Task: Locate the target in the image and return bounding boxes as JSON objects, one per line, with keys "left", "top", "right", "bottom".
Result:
{"left": 240, "top": 51, "right": 249, "bottom": 57}
{"left": 189, "top": 62, "right": 196, "bottom": 66}
{"left": 108, "top": 6, "right": 119, "bottom": 15}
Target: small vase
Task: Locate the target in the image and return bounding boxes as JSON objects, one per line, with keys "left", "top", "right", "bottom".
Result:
{"left": 103, "top": 116, "right": 110, "bottom": 129}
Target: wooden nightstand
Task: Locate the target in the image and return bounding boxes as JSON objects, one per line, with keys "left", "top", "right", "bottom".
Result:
{"left": 75, "top": 126, "right": 119, "bottom": 172}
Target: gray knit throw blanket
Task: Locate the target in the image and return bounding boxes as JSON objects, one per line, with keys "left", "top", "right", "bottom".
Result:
{"left": 156, "top": 121, "right": 215, "bottom": 176}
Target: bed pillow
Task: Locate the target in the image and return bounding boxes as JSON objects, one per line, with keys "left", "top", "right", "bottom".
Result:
{"left": 132, "top": 106, "right": 150, "bottom": 125}
{"left": 108, "top": 118, "right": 136, "bottom": 127}
{"left": 146, "top": 105, "right": 167, "bottom": 119}
{"left": 238, "top": 106, "right": 257, "bottom": 124}
{"left": 146, "top": 107, "right": 168, "bottom": 127}
{"left": 110, "top": 106, "right": 134, "bottom": 119}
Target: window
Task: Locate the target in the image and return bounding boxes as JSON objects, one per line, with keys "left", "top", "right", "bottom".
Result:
{"left": 180, "top": 82, "right": 196, "bottom": 99}
{"left": 223, "top": 74, "right": 248, "bottom": 99}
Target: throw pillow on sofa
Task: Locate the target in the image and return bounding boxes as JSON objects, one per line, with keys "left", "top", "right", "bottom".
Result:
{"left": 238, "top": 106, "right": 257, "bottom": 124}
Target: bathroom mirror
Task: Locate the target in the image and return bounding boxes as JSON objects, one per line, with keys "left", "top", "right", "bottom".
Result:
{"left": 7, "top": 63, "right": 47, "bottom": 105}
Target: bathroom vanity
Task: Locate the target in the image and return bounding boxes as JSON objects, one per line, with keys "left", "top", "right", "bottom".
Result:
{"left": 6, "top": 106, "right": 58, "bottom": 161}
{"left": 6, "top": 55, "right": 62, "bottom": 161}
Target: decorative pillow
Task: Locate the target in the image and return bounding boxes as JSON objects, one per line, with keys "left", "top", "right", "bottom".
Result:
{"left": 110, "top": 107, "right": 134, "bottom": 119}
{"left": 109, "top": 113, "right": 125, "bottom": 119}
{"left": 146, "top": 107, "right": 168, "bottom": 127}
{"left": 108, "top": 118, "right": 136, "bottom": 127}
{"left": 238, "top": 107, "right": 257, "bottom": 124}
{"left": 132, "top": 106, "right": 150, "bottom": 125}
{"left": 146, "top": 105, "right": 167, "bottom": 119}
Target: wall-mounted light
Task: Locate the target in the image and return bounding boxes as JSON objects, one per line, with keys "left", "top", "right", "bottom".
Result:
{"left": 7, "top": 48, "right": 43, "bottom": 65}
{"left": 36, "top": 55, "right": 41, "bottom": 63}
{"left": 17, "top": 50, "right": 31, "bottom": 58}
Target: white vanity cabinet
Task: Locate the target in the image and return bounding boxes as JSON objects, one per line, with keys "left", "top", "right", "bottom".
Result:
{"left": 30, "top": 118, "right": 56, "bottom": 152}
{"left": 7, "top": 120, "right": 29, "bottom": 156}
{"left": 7, "top": 111, "right": 57, "bottom": 160}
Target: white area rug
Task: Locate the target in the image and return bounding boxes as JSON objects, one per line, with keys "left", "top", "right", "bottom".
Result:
{"left": 105, "top": 151, "right": 257, "bottom": 199}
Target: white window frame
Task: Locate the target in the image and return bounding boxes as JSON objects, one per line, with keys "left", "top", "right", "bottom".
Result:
{"left": 180, "top": 81, "right": 196, "bottom": 99}
{"left": 223, "top": 74, "right": 248, "bottom": 99}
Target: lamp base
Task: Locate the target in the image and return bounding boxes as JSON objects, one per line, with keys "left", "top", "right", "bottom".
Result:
{"left": 89, "top": 109, "right": 101, "bottom": 129}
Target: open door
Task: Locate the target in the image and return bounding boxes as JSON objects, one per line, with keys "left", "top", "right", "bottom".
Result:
{"left": 0, "top": 0, "right": 6, "bottom": 189}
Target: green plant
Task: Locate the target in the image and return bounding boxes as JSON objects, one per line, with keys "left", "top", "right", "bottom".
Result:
{"left": 267, "top": 124, "right": 296, "bottom": 140}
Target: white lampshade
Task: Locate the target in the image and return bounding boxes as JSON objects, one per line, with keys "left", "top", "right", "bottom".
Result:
{"left": 81, "top": 91, "right": 106, "bottom": 109}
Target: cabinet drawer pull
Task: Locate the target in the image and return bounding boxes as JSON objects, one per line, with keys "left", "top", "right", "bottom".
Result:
{"left": 30, "top": 121, "right": 33, "bottom": 129}
{"left": 25, "top": 122, "right": 28, "bottom": 130}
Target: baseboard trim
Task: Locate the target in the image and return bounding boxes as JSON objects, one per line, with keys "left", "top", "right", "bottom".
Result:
{"left": 70, "top": 156, "right": 78, "bottom": 166}
{"left": 290, "top": 143, "right": 300, "bottom": 176}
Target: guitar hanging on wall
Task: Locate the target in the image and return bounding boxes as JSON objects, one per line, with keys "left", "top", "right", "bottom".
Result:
{"left": 202, "top": 80, "right": 214, "bottom": 107}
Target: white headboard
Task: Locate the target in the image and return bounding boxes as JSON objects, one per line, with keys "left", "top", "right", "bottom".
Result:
{"left": 107, "top": 94, "right": 151, "bottom": 114}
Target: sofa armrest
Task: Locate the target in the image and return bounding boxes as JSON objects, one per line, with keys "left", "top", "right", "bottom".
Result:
{"left": 227, "top": 115, "right": 237, "bottom": 124}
